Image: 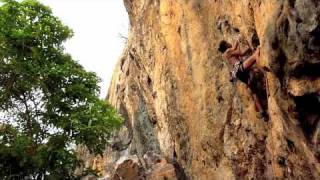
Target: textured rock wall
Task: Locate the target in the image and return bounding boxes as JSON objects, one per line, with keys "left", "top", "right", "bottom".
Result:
{"left": 105, "top": 0, "right": 320, "bottom": 179}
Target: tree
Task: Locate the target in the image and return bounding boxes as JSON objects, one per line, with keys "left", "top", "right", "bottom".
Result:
{"left": 0, "top": 0, "right": 122, "bottom": 179}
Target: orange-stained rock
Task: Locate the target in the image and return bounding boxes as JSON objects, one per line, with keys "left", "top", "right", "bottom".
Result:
{"left": 84, "top": 0, "right": 320, "bottom": 179}
{"left": 107, "top": 154, "right": 180, "bottom": 180}
{"left": 146, "top": 159, "right": 177, "bottom": 180}
{"left": 112, "top": 157, "right": 143, "bottom": 180}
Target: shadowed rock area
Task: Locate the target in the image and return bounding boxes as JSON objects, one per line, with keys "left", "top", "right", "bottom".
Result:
{"left": 83, "top": 0, "right": 320, "bottom": 179}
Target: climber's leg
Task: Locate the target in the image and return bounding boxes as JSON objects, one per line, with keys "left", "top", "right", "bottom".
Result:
{"left": 242, "top": 48, "right": 260, "bottom": 70}
{"left": 310, "top": 116, "right": 320, "bottom": 146}
{"left": 253, "top": 93, "right": 264, "bottom": 113}
{"left": 247, "top": 75, "right": 266, "bottom": 118}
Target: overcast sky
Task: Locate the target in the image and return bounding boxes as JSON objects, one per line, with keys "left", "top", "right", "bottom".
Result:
{"left": 38, "top": 0, "right": 129, "bottom": 98}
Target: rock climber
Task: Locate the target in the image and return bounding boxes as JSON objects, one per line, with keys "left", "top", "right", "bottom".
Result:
{"left": 218, "top": 39, "right": 267, "bottom": 118}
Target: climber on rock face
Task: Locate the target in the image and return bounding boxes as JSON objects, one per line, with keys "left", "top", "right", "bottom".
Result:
{"left": 218, "top": 40, "right": 266, "bottom": 118}
{"left": 218, "top": 39, "right": 259, "bottom": 82}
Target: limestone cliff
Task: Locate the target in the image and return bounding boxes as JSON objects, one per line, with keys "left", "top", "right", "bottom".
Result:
{"left": 105, "top": 0, "right": 320, "bottom": 179}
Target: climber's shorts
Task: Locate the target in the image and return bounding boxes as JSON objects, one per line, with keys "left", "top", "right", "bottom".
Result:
{"left": 230, "top": 61, "right": 250, "bottom": 83}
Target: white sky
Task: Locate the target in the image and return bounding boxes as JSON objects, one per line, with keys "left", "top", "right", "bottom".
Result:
{"left": 38, "top": 0, "right": 129, "bottom": 98}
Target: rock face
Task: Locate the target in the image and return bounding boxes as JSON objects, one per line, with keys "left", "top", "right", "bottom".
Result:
{"left": 105, "top": 0, "right": 320, "bottom": 179}
{"left": 109, "top": 153, "right": 182, "bottom": 180}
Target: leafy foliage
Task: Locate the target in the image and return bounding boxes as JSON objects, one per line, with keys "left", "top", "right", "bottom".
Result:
{"left": 0, "top": 0, "right": 122, "bottom": 179}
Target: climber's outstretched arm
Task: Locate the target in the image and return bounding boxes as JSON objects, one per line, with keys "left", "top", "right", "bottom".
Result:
{"left": 230, "top": 40, "right": 240, "bottom": 52}
{"left": 231, "top": 46, "right": 250, "bottom": 56}
{"left": 242, "top": 48, "right": 260, "bottom": 70}
{"left": 228, "top": 39, "right": 250, "bottom": 56}
{"left": 240, "top": 47, "right": 250, "bottom": 55}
